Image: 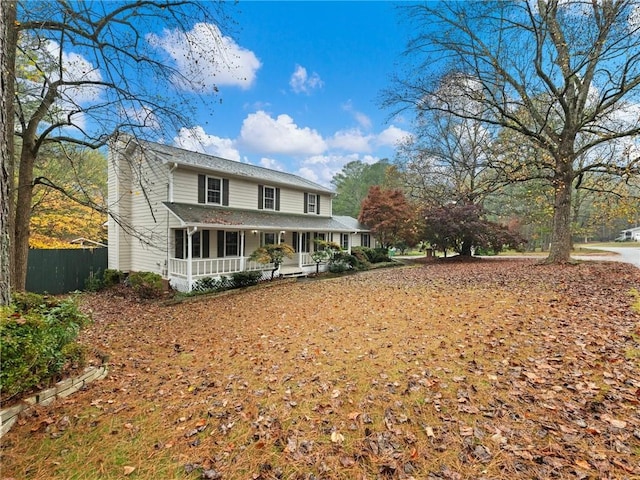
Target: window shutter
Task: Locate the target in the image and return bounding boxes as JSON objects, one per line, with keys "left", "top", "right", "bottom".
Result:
{"left": 292, "top": 232, "right": 299, "bottom": 252}
{"left": 316, "top": 195, "right": 320, "bottom": 215}
{"left": 198, "top": 175, "right": 205, "bottom": 203}
{"left": 202, "top": 230, "right": 210, "bottom": 258}
{"left": 258, "top": 185, "right": 264, "bottom": 210}
{"left": 222, "top": 179, "right": 229, "bottom": 206}
{"left": 275, "top": 188, "right": 281, "bottom": 211}
{"left": 304, "top": 193, "right": 308, "bottom": 213}
{"left": 175, "top": 230, "right": 185, "bottom": 259}
{"left": 217, "top": 230, "right": 225, "bottom": 257}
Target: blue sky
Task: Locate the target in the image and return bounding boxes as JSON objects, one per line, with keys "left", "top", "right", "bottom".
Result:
{"left": 154, "top": 1, "right": 414, "bottom": 187}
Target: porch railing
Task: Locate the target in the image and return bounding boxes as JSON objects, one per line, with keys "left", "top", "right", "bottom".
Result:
{"left": 169, "top": 252, "right": 322, "bottom": 280}
{"left": 169, "top": 257, "right": 272, "bottom": 279}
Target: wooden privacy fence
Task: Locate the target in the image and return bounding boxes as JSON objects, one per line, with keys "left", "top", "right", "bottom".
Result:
{"left": 26, "top": 248, "right": 108, "bottom": 294}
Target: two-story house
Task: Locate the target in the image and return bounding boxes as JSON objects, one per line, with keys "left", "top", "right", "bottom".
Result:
{"left": 107, "top": 135, "right": 372, "bottom": 291}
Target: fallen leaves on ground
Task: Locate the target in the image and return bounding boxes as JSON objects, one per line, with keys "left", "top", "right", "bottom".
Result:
{"left": 1, "top": 259, "right": 639, "bottom": 479}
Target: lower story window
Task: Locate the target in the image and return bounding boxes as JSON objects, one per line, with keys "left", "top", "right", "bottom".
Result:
{"left": 226, "top": 231, "right": 239, "bottom": 256}
{"left": 361, "top": 233, "right": 371, "bottom": 248}
{"left": 174, "top": 229, "right": 210, "bottom": 258}
{"left": 263, "top": 232, "right": 276, "bottom": 246}
{"left": 341, "top": 233, "right": 349, "bottom": 250}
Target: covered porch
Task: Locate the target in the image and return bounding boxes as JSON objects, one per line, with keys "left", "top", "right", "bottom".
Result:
{"left": 163, "top": 202, "right": 370, "bottom": 292}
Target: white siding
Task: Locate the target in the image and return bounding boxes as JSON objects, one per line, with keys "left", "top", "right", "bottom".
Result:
{"left": 279, "top": 188, "right": 301, "bottom": 214}
{"left": 231, "top": 177, "right": 260, "bottom": 209}
{"left": 171, "top": 168, "right": 335, "bottom": 217}
{"left": 109, "top": 145, "right": 171, "bottom": 276}
{"left": 107, "top": 143, "right": 132, "bottom": 271}
{"left": 172, "top": 168, "right": 198, "bottom": 204}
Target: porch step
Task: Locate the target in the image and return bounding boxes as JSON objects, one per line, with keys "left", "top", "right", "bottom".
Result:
{"left": 279, "top": 266, "right": 307, "bottom": 278}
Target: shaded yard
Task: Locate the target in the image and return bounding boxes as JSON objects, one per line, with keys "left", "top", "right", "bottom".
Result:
{"left": 1, "top": 259, "right": 639, "bottom": 479}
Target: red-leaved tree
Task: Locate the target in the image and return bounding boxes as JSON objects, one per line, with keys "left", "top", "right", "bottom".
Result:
{"left": 423, "top": 203, "right": 524, "bottom": 256}
{"left": 358, "top": 186, "right": 421, "bottom": 249}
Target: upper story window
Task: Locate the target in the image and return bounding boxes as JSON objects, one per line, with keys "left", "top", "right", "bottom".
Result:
{"left": 207, "top": 177, "right": 222, "bottom": 204}
{"left": 304, "top": 193, "right": 320, "bottom": 215}
{"left": 258, "top": 185, "right": 280, "bottom": 211}
{"left": 198, "top": 174, "right": 229, "bottom": 206}
{"left": 264, "top": 186, "right": 275, "bottom": 210}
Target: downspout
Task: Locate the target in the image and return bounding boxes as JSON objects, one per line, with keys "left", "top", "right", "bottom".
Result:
{"left": 166, "top": 163, "right": 178, "bottom": 280}
{"left": 187, "top": 226, "right": 197, "bottom": 292}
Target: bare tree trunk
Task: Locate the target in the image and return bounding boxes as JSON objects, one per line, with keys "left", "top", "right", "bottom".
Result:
{"left": 546, "top": 163, "right": 573, "bottom": 263}
{"left": 460, "top": 239, "right": 473, "bottom": 256}
{"left": 13, "top": 146, "right": 36, "bottom": 291}
{"left": 0, "top": 1, "right": 16, "bottom": 304}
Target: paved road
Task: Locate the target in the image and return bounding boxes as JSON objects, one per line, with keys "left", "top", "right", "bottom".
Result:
{"left": 578, "top": 246, "right": 640, "bottom": 268}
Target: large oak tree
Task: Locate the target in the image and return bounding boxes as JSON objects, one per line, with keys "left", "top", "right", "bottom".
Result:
{"left": 385, "top": 0, "right": 640, "bottom": 263}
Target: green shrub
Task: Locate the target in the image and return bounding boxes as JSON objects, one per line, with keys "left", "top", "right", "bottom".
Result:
{"left": 193, "top": 276, "right": 232, "bottom": 293}
{"left": 11, "top": 291, "right": 54, "bottom": 313}
{"left": 1, "top": 294, "right": 91, "bottom": 401}
{"left": 328, "top": 261, "right": 350, "bottom": 274}
{"left": 230, "top": 270, "right": 262, "bottom": 289}
{"left": 350, "top": 249, "right": 371, "bottom": 269}
{"left": 371, "top": 247, "right": 391, "bottom": 263}
{"left": 84, "top": 268, "right": 104, "bottom": 292}
{"left": 128, "top": 271, "right": 163, "bottom": 299}
{"left": 328, "top": 252, "right": 365, "bottom": 273}
{"left": 103, "top": 269, "right": 125, "bottom": 287}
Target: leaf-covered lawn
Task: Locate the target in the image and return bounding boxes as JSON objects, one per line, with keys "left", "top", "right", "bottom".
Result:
{"left": 2, "top": 259, "right": 639, "bottom": 479}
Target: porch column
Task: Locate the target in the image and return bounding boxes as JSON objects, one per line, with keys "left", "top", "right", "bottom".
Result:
{"left": 187, "top": 226, "right": 197, "bottom": 292}
{"left": 298, "top": 231, "right": 303, "bottom": 268}
{"left": 240, "top": 230, "right": 246, "bottom": 271}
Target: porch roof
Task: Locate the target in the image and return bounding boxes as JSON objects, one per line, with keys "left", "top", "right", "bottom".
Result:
{"left": 163, "top": 202, "right": 370, "bottom": 232}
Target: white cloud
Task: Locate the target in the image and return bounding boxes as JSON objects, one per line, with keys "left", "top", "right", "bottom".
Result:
{"left": 259, "top": 157, "right": 285, "bottom": 171}
{"left": 121, "top": 105, "right": 161, "bottom": 131}
{"left": 147, "top": 23, "right": 261, "bottom": 92}
{"left": 297, "top": 166, "right": 320, "bottom": 184}
{"left": 329, "top": 129, "right": 373, "bottom": 152}
{"left": 376, "top": 125, "right": 411, "bottom": 148}
{"left": 239, "top": 111, "right": 327, "bottom": 155}
{"left": 342, "top": 100, "right": 372, "bottom": 130}
{"left": 174, "top": 126, "right": 240, "bottom": 160}
{"left": 289, "top": 65, "right": 324, "bottom": 94}
{"left": 631, "top": 5, "right": 640, "bottom": 32}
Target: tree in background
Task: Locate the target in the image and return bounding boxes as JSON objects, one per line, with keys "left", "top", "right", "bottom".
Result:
{"left": 28, "top": 146, "right": 107, "bottom": 248}
{"left": 359, "top": 186, "right": 421, "bottom": 249}
{"left": 396, "top": 110, "right": 501, "bottom": 207}
{"left": 385, "top": 1, "right": 640, "bottom": 264}
{"left": 331, "top": 160, "right": 395, "bottom": 218}
{"left": 6, "top": 1, "right": 229, "bottom": 293}
{"left": 423, "top": 203, "right": 524, "bottom": 257}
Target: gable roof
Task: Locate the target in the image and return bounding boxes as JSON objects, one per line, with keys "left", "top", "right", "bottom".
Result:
{"left": 133, "top": 139, "right": 334, "bottom": 195}
{"left": 163, "top": 202, "right": 369, "bottom": 233}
